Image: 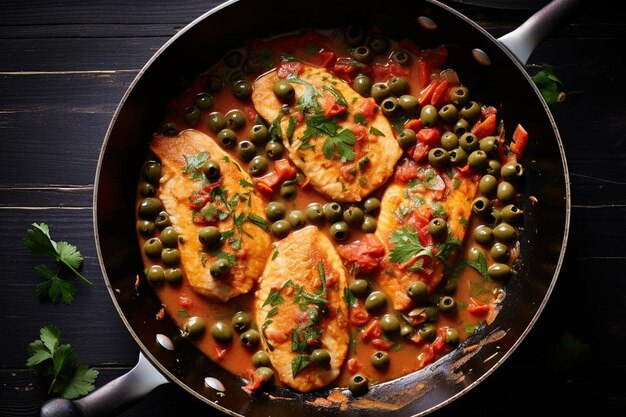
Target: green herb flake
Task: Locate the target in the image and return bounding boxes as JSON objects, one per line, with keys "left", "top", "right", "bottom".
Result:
{"left": 459, "top": 216, "right": 469, "bottom": 228}
{"left": 177, "top": 310, "right": 189, "bottom": 318}
{"left": 266, "top": 306, "right": 279, "bottom": 319}
{"left": 358, "top": 156, "right": 370, "bottom": 171}
{"left": 389, "top": 227, "right": 432, "bottom": 264}
{"left": 353, "top": 113, "right": 367, "bottom": 125}
{"left": 239, "top": 178, "right": 255, "bottom": 188}
{"left": 322, "top": 85, "right": 348, "bottom": 107}
{"left": 262, "top": 288, "right": 284, "bottom": 307}
{"left": 343, "top": 287, "right": 358, "bottom": 308}
{"left": 369, "top": 126, "right": 385, "bottom": 136}
{"left": 271, "top": 249, "right": 280, "bottom": 261}
{"left": 183, "top": 152, "right": 209, "bottom": 180}
{"left": 286, "top": 116, "right": 296, "bottom": 141}
{"left": 246, "top": 213, "right": 269, "bottom": 232}
{"left": 464, "top": 252, "right": 489, "bottom": 280}
{"left": 453, "top": 179, "right": 462, "bottom": 189}
{"left": 291, "top": 355, "right": 311, "bottom": 378}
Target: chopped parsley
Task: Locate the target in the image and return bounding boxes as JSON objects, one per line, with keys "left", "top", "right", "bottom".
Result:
{"left": 246, "top": 213, "right": 269, "bottom": 232}
{"left": 322, "top": 85, "right": 348, "bottom": 106}
{"left": 353, "top": 113, "right": 367, "bottom": 125}
{"left": 369, "top": 126, "right": 384, "bottom": 136}
{"left": 464, "top": 252, "right": 489, "bottom": 280}
{"left": 262, "top": 288, "right": 284, "bottom": 307}
{"left": 291, "top": 355, "right": 311, "bottom": 378}
{"left": 343, "top": 287, "right": 358, "bottom": 308}
{"left": 183, "top": 152, "right": 209, "bottom": 180}
{"left": 389, "top": 227, "right": 433, "bottom": 264}
{"left": 271, "top": 249, "right": 280, "bottom": 260}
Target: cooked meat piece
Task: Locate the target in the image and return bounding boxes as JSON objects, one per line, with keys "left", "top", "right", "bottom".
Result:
{"left": 150, "top": 129, "right": 271, "bottom": 301}
{"left": 252, "top": 64, "right": 402, "bottom": 202}
{"left": 254, "top": 226, "right": 349, "bottom": 392}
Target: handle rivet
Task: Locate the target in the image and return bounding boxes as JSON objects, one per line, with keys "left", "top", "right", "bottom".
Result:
{"left": 417, "top": 16, "right": 437, "bottom": 30}
{"left": 472, "top": 48, "right": 491, "bottom": 66}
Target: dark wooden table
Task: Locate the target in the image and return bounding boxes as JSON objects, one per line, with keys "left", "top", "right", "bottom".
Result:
{"left": 1, "top": 1, "right": 624, "bottom": 416}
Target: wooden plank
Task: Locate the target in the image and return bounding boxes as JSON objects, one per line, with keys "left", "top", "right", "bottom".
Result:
{"left": 0, "top": 23, "right": 181, "bottom": 39}
{"left": 0, "top": 185, "right": 93, "bottom": 207}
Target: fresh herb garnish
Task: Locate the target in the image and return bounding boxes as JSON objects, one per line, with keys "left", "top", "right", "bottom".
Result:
{"left": 271, "top": 249, "right": 280, "bottom": 260}
{"left": 23, "top": 223, "right": 91, "bottom": 304}
{"left": 322, "top": 85, "right": 348, "bottom": 107}
{"left": 268, "top": 114, "right": 284, "bottom": 142}
{"left": 343, "top": 287, "right": 358, "bottom": 308}
{"left": 183, "top": 152, "right": 209, "bottom": 180}
{"left": 239, "top": 178, "right": 255, "bottom": 188}
{"left": 286, "top": 116, "right": 296, "bottom": 141}
{"left": 287, "top": 75, "right": 322, "bottom": 113}
{"left": 291, "top": 355, "right": 311, "bottom": 378}
{"left": 353, "top": 113, "right": 367, "bottom": 125}
{"left": 389, "top": 227, "right": 433, "bottom": 264}
{"left": 369, "top": 126, "right": 384, "bottom": 136}
{"left": 532, "top": 64, "right": 574, "bottom": 106}
{"left": 246, "top": 213, "right": 269, "bottom": 232}
{"left": 26, "top": 324, "right": 99, "bottom": 399}
{"left": 266, "top": 306, "right": 279, "bottom": 319}
{"left": 464, "top": 252, "right": 489, "bottom": 280}
{"left": 262, "top": 288, "right": 284, "bottom": 307}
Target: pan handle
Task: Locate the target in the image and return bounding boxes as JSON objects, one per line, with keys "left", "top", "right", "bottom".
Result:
{"left": 39, "top": 352, "right": 169, "bottom": 417}
{"left": 498, "top": 0, "right": 583, "bottom": 64}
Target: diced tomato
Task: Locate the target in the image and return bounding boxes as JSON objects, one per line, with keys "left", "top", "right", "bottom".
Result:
{"left": 243, "top": 106, "right": 257, "bottom": 122}
{"left": 274, "top": 159, "right": 297, "bottom": 180}
{"left": 357, "top": 98, "right": 378, "bottom": 121}
{"left": 416, "top": 59, "right": 432, "bottom": 89}
{"left": 340, "top": 164, "right": 356, "bottom": 181}
{"left": 242, "top": 368, "right": 264, "bottom": 392}
{"left": 371, "top": 338, "right": 395, "bottom": 351}
{"left": 418, "top": 79, "right": 440, "bottom": 106}
{"left": 511, "top": 124, "right": 528, "bottom": 159}
{"left": 265, "top": 328, "right": 289, "bottom": 344}
{"left": 371, "top": 61, "right": 407, "bottom": 81}
{"left": 411, "top": 141, "right": 430, "bottom": 162}
{"left": 187, "top": 191, "right": 211, "bottom": 209}
{"left": 405, "top": 118, "right": 423, "bottom": 132}
{"left": 255, "top": 181, "right": 273, "bottom": 196}
{"left": 457, "top": 164, "right": 472, "bottom": 175}
{"left": 421, "top": 44, "right": 448, "bottom": 68}
{"left": 431, "top": 327, "right": 447, "bottom": 353}
{"left": 318, "top": 50, "right": 336, "bottom": 68}
{"left": 255, "top": 159, "right": 296, "bottom": 191}
{"left": 418, "top": 345, "right": 435, "bottom": 368}
{"left": 431, "top": 80, "right": 449, "bottom": 107}
{"left": 350, "top": 306, "right": 370, "bottom": 326}
{"left": 361, "top": 319, "right": 382, "bottom": 341}
{"left": 337, "top": 234, "right": 385, "bottom": 273}
{"left": 347, "top": 358, "right": 360, "bottom": 373}
{"left": 277, "top": 61, "right": 304, "bottom": 79}
{"left": 324, "top": 103, "right": 347, "bottom": 118}
{"left": 471, "top": 114, "right": 497, "bottom": 139}
{"left": 417, "top": 127, "right": 442, "bottom": 146}
{"left": 468, "top": 298, "right": 490, "bottom": 316}
{"left": 483, "top": 106, "right": 498, "bottom": 118}
{"left": 352, "top": 125, "right": 368, "bottom": 160}
{"left": 255, "top": 171, "right": 281, "bottom": 189}
{"left": 395, "top": 158, "right": 418, "bottom": 182}
{"left": 332, "top": 57, "right": 367, "bottom": 81}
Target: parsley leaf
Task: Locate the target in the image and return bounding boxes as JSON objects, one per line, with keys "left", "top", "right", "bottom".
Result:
{"left": 321, "top": 128, "right": 356, "bottom": 162}
{"left": 389, "top": 227, "right": 432, "bottom": 264}
{"left": 353, "top": 113, "right": 367, "bottom": 125}
{"left": 322, "top": 85, "right": 348, "bottom": 107}
{"left": 532, "top": 64, "right": 566, "bottom": 106}
{"left": 35, "top": 265, "right": 77, "bottom": 305}
{"left": 262, "top": 288, "right": 284, "bottom": 307}
{"left": 343, "top": 287, "right": 358, "bottom": 308}
{"left": 287, "top": 76, "right": 321, "bottom": 113}
{"left": 183, "top": 152, "right": 209, "bottom": 180}
{"left": 464, "top": 252, "right": 489, "bottom": 280}
{"left": 369, "top": 126, "right": 384, "bottom": 136}
{"left": 26, "top": 324, "right": 99, "bottom": 399}
{"left": 246, "top": 213, "right": 269, "bottom": 232}
{"left": 291, "top": 354, "right": 311, "bottom": 378}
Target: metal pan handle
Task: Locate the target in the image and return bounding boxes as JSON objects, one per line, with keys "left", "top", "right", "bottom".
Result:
{"left": 498, "top": 0, "right": 583, "bottom": 64}
{"left": 39, "top": 352, "right": 169, "bottom": 417}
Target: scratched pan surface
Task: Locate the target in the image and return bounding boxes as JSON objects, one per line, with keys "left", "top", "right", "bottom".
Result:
{"left": 94, "top": 0, "right": 570, "bottom": 415}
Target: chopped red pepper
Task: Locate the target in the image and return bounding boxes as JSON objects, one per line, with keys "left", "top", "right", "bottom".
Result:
{"left": 371, "top": 338, "right": 395, "bottom": 351}
{"left": 318, "top": 50, "right": 336, "bottom": 68}
{"left": 357, "top": 98, "right": 378, "bottom": 121}
{"left": 187, "top": 191, "right": 211, "bottom": 210}
{"left": 349, "top": 306, "right": 370, "bottom": 326}
{"left": 347, "top": 358, "right": 360, "bottom": 373}
{"left": 395, "top": 158, "right": 419, "bottom": 182}
{"left": 418, "top": 79, "right": 440, "bottom": 106}
{"left": 416, "top": 59, "right": 432, "bottom": 89}
{"left": 417, "top": 127, "right": 442, "bottom": 146}
{"left": 324, "top": 102, "right": 347, "bottom": 118}
{"left": 511, "top": 124, "right": 528, "bottom": 159}
{"left": 471, "top": 114, "right": 497, "bottom": 138}
{"left": 468, "top": 303, "right": 490, "bottom": 316}
{"left": 411, "top": 141, "right": 430, "bottom": 162}
{"left": 430, "top": 79, "right": 449, "bottom": 107}
{"left": 273, "top": 159, "right": 297, "bottom": 180}
{"left": 405, "top": 118, "right": 423, "bottom": 132}
{"left": 361, "top": 319, "right": 382, "bottom": 341}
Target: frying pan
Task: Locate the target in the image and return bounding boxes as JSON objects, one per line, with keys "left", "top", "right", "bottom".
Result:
{"left": 42, "top": 0, "right": 574, "bottom": 415}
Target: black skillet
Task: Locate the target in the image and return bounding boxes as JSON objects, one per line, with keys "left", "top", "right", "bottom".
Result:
{"left": 42, "top": 0, "right": 575, "bottom": 415}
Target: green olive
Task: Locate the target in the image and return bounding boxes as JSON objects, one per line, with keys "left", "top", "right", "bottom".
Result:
{"left": 365, "top": 291, "right": 387, "bottom": 313}
{"left": 381, "top": 97, "right": 399, "bottom": 116}
{"left": 183, "top": 105, "right": 201, "bottom": 126}
{"left": 236, "top": 141, "right": 257, "bottom": 162}
{"left": 363, "top": 197, "right": 381, "bottom": 214}
{"left": 474, "top": 225, "right": 493, "bottom": 245}
{"left": 479, "top": 136, "right": 498, "bottom": 155}
{"left": 397, "top": 128, "right": 417, "bottom": 150}
{"left": 143, "top": 238, "right": 163, "bottom": 258}
{"left": 199, "top": 226, "right": 221, "bottom": 248}
{"left": 418, "top": 323, "right": 437, "bottom": 343}
{"left": 501, "top": 204, "right": 524, "bottom": 224}
{"left": 252, "top": 351, "right": 270, "bottom": 368}
{"left": 138, "top": 198, "right": 163, "bottom": 219}
{"left": 398, "top": 95, "right": 419, "bottom": 113}
{"left": 493, "top": 222, "right": 517, "bottom": 243}
{"left": 231, "top": 80, "right": 253, "bottom": 100}
{"left": 484, "top": 208, "right": 501, "bottom": 228}
{"left": 164, "top": 267, "right": 183, "bottom": 284}
{"left": 323, "top": 202, "right": 343, "bottom": 222}
{"left": 349, "top": 279, "right": 369, "bottom": 298}
{"left": 210, "top": 321, "right": 233, "bottom": 343}
{"left": 351, "top": 45, "right": 372, "bottom": 63}
{"left": 343, "top": 206, "right": 364, "bottom": 226}
{"left": 345, "top": 26, "right": 365, "bottom": 46}
{"left": 445, "top": 327, "right": 460, "bottom": 346}
{"left": 161, "top": 122, "right": 179, "bottom": 136}
{"left": 479, "top": 174, "right": 498, "bottom": 197}
{"left": 182, "top": 316, "right": 206, "bottom": 338}
{"left": 352, "top": 75, "right": 372, "bottom": 96}
{"left": 450, "top": 86, "right": 470, "bottom": 107}
{"left": 472, "top": 196, "right": 492, "bottom": 216}
{"left": 137, "top": 220, "right": 155, "bottom": 237}
{"left": 146, "top": 265, "right": 165, "bottom": 283}
{"left": 490, "top": 242, "right": 510, "bottom": 262}
{"left": 428, "top": 217, "right": 448, "bottom": 238}
{"left": 467, "top": 246, "right": 486, "bottom": 262}
{"left": 497, "top": 181, "right": 516, "bottom": 203}
{"left": 449, "top": 148, "right": 468, "bottom": 166}
{"left": 202, "top": 160, "right": 221, "bottom": 181}
{"left": 407, "top": 280, "right": 428, "bottom": 303}
{"left": 368, "top": 36, "right": 390, "bottom": 54}
{"left": 400, "top": 322, "right": 414, "bottom": 337}
{"left": 287, "top": 210, "right": 306, "bottom": 229}
{"left": 348, "top": 374, "right": 369, "bottom": 396}
{"left": 501, "top": 161, "right": 524, "bottom": 181}
{"left": 249, "top": 155, "right": 269, "bottom": 176}
{"left": 265, "top": 140, "right": 284, "bottom": 160}
{"left": 232, "top": 311, "right": 252, "bottom": 333}
{"left": 488, "top": 263, "right": 513, "bottom": 280}
{"left": 265, "top": 202, "right": 286, "bottom": 221}
{"left": 388, "top": 76, "right": 410, "bottom": 96}
{"left": 225, "top": 109, "right": 247, "bottom": 130}
{"left": 438, "top": 104, "right": 459, "bottom": 124}
{"left": 206, "top": 74, "right": 223, "bottom": 92}
{"left": 440, "top": 131, "right": 459, "bottom": 151}
{"left": 249, "top": 124, "right": 269, "bottom": 144}
{"left": 271, "top": 219, "right": 291, "bottom": 238}
{"left": 310, "top": 349, "right": 331, "bottom": 368}
{"left": 330, "top": 221, "right": 349, "bottom": 242}
{"left": 161, "top": 248, "right": 180, "bottom": 266}
{"left": 255, "top": 367, "right": 275, "bottom": 386}
{"left": 486, "top": 159, "right": 502, "bottom": 176}
{"left": 207, "top": 111, "right": 227, "bottom": 133}
{"left": 210, "top": 259, "right": 230, "bottom": 279}
{"left": 438, "top": 295, "right": 457, "bottom": 314}
{"left": 272, "top": 80, "right": 295, "bottom": 102}
{"left": 380, "top": 314, "right": 400, "bottom": 334}
{"left": 391, "top": 49, "right": 410, "bottom": 65}
{"left": 154, "top": 211, "right": 171, "bottom": 229}
{"left": 217, "top": 128, "right": 237, "bottom": 149}
{"left": 240, "top": 329, "right": 260, "bottom": 348}
{"left": 305, "top": 202, "right": 324, "bottom": 223}
{"left": 195, "top": 92, "right": 214, "bottom": 111}
{"left": 361, "top": 215, "right": 378, "bottom": 233}
{"left": 159, "top": 226, "right": 178, "bottom": 248}
{"left": 280, "top": 182, "right": 298, "bottom": 200}
{"left": 460, "top": 101, "right": 482, "bottom": 122}
{"left": 428, "top": 147, "right": 450, "bottom": 168}
{"left": 453, "top": 118, "right": 471, "bottom": 135}
{"left": 468, "top": 150, "right": 488, "bottom": 170}
{"left": 420, "top": 104, "right": 439, "bottom": 127}
{"left": 142, "top": 160, "right": 162, "bottom": 184}
{"left": 459, "top": 133, "right": 479, "bottom": 153}
{"left": 371, "top": 82, "right": 391, "bottom": 103}
{"left": 371, "top": 351, "right": 390, "bottom": 369}
{"left": 139, "top": 182, "right": 156, "bottom": 197}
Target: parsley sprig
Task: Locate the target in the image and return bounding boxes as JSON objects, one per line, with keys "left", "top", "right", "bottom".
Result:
{"left": 26, "top": 324, "right": 99, "bottom": 399}
{"left": 389, "top": 227, "right": 433, "bottom": 264}
{"left": 23, "top": 223, "right": 91, "bottom": 304}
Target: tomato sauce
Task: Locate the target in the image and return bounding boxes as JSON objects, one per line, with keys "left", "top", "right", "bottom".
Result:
{"left": 136, "top": 27, "right": 523, "bottom": 392}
